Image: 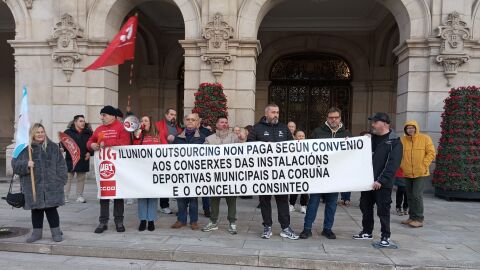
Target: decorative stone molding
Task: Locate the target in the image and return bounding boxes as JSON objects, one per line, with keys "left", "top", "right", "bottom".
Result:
{"left": 24, "top": 0, "right": 34, "bottom": 9}
{"left": 436, "top": 12, "right": 471, "bottom": 86}
{"left": 51, "top": 14, "right": 83, "bottom": 82}
{"left": 201, "top": 13, "right": 234, "bottom": 79}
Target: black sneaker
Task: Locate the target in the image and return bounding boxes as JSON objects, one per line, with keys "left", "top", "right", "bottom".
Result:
{"left": 147, "top": 221, "right": 155, "bottom": 231}
{"left": 352, "top": 231, "right": 373, "bottom": 240}
{"left": 380, "top": 236, "right": 390, "bottom": 247}
{"left": 116, "top": 223, "right": 126, "bottom": 232}
{"left": 138, "top": 220, "right": 146, "bottom": 231}
{"left": 94, "top": 223, "right": 107, "bottom": 234}
{"left": 299, "top": 229, "right": 312, "bottom": 239}
{"left": 321, "top": 229, "right": 336, "bottom": 239}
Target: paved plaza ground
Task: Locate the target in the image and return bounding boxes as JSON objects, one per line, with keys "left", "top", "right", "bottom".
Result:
{"left": 0, "top": 179, "right": 479, "bottom": 269}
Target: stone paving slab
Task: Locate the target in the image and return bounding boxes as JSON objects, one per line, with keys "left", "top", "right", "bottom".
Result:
{"left": 1, "top": 180, "right": 479, "bottom": 269}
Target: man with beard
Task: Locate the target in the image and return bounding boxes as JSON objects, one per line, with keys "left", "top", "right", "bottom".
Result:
{"left": 299, "top": 107, "right": 351, "bottom": 240}
{"left": 353, "top": 112, "right": 402, "bottom": 247}
{"left": 247, "top": 104, "right": 299, "bottom": 240}
{"left": 155, "top": 108, "right": 183, "bottom": 214}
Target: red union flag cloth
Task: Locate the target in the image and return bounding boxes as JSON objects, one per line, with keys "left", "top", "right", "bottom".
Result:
{"left": 59, "top": 132, "right": 81, "bottom": 169}
{"left": 83, "top": 15, "right": 138, "bottom": 71}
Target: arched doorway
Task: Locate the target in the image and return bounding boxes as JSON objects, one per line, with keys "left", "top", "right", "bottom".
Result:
{"left": 269, "top": 54, "right": 352, "bottom": 135}
{"left": 0, "top": 2, "right": 15, "bottom": 175}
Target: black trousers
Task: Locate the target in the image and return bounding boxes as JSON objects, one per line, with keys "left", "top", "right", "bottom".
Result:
{"left": 99, "top": 199, "right": 124, "bottom": 224}
{"left": 259, "top": 195, "right": 290, "bottom": 229}
{"left": 289, "top": 194, "right": 309, "bottom": 206}
{"left": 31, "top": 207, "right": 60, "bottom": 229}
{"left": 359, "top": 188, "right": 392, "bottom": 238}
{"left": 159, "top": 198, "right": 169, "bottom": 208}
{"left": 395, "top": 186, "right": 408, "bottom": 209}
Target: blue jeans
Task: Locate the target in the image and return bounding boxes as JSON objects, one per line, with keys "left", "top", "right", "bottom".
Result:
{"left": 137, "top": 198, "right": 158, "bottom": 221}
{"left": 304, "top": 193, "right": 338, "bottom": 230}
{"left": 177, "top": 197, "right": 198, "bottom": 224}
{"left": 341, "top": 192, "right": 351, "bottom": 201}
{"left": 202, "top": 197, "right": 210, "bottom": 211}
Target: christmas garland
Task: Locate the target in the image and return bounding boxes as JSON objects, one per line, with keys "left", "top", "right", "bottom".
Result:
{"left": 192, "top": 83, "right": 228, "bottom": 127}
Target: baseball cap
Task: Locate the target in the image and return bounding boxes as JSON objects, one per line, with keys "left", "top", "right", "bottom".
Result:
{"left": 368, "top": 112, "right": 391, "bottom": 124}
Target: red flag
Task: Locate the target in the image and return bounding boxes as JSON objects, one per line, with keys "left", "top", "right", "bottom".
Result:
{"left": 83, "top": 15, "right": 138, "bottom": 71}
{"left": 59, "top": 132, "right": 81, "bottom": 169}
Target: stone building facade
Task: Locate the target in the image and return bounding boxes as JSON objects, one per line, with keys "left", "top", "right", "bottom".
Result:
{"left": 1, "top": 0, "right": 480, "bottom": 175}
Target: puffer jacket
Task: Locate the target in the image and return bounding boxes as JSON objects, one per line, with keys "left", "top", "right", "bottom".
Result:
{"left": 400, "top": 120, "right": 436, "bottom": 178}
{"left": 247, "top": 117, "right": 294, "bottom": 143}
{"left": 12, "top": 139, "right": 68, "bottom": 210}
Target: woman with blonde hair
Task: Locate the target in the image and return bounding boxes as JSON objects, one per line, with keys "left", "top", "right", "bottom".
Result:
{"left": 12, "top": 123, "right": 68, "bottom": 243}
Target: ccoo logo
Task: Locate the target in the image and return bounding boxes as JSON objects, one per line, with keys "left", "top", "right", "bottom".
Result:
{"left": 100, "top": 180, "right": 116, "bottom": 196}
{"left": 99, "top": 161, "right": 116, "bottom": 179}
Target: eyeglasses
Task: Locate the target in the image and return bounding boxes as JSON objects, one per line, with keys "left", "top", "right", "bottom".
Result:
{"left": 328, "top": 116, "right": 340, "bottom": 120}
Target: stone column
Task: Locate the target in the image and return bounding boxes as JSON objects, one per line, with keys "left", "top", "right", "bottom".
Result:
{"left": 255, "top": 81, "right": 271, "bottom": 122}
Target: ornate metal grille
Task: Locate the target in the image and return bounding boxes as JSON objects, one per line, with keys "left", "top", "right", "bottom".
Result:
{"left": 269, "top": 54, "right": 352, "bottom": 135}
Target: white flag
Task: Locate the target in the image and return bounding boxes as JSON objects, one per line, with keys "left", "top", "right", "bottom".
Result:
{"left": 12, "top": 86, "right": 31, "bottom": 158}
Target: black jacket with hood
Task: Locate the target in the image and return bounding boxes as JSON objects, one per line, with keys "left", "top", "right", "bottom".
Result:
{"left": 371, "top": 130, "right": 403, "bottom": 188}
{"left": 247, "top": 117, "right": 294, "bottom": 142}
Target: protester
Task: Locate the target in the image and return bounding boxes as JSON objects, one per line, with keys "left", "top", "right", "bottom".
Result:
{"left": 62, "top": 115, "right": 93, "bottom": 203}
{"left": 133, "top": 116, "right": 162, "bottom": 231}
{"left": 287, "top": 121, "right": 296, "bottom": 137}
{"left": 233, "top": 126, "right": 241, "bottom": 137}
{"left": 88, "top": 105, "right": 131, "bottom": 233}
{"left": 155, "top": 108, "right": 183, "bottom": 214}
{"left": 171, "top": 113, "right": 205, "bottom": 230}
{"left": 299, "top": 107, "right": 351, "bottom": 240}
{"left": 12, "top": 123, "right": 67, "bottom": 243}
{"left": 353, "top": 112, "right": 402, "bottom": 247}
{"left": 289, "top": 130, "right": 309, "bottom": 214}
{"left": 400, "top": 120, "right": 436, "bottom": 228}
{"left": 202, "top": 116, "right": 245, "bottom": 234}
{"left": 248, "top": 104, "right": 299, "bottom": 240}
{"left": 394, "top": 168, "right": 408, "bottom": 216}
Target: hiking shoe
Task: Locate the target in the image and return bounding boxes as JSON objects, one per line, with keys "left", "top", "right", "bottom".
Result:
{"left": 115, "top": 223, "right": 125, "bottom": 232}
{"left": 161, "top": 207, "right": 172, "bottom": 214}
{"left": 280, "top": 227, "right": 299, "bottom": 240}
{"left": 94, "top": 223, "right": 107, "bottom": 234}
{"left": 352, "top": 231, "right": 372, "bottom": 240}
{"left": 202, "top": 222, "right": 218, "bottom": 232}
{"left": 138, "top": 220, "right": 147, "bottom": 231}
{"left": 261, "top": 226, "right": 272, "bottom": 239}
{"left": 147, "top": 221, "right": 155, "bottom": 231}
{"left": 300, "top": 206, "right": 307, "bottom": 214}
{"left": 228, "top": 223, "right": 238, "bottom": 235}
{"left": 396, "top": 208, "right": 403, "bottom": 216}
{"left": 289, "top": 204, "right": 295, "bottom": 212}
{"left": 299, "top": 229, "right": 312, "bottom": 239}
{"left": 191, "top": 222, "right": 199, "bottom": 230}
{"left": 321, "top": 229, "right": 336, "bottom": 239}
{"left": 409, "top": 220, "right": 424, "bottom": 228}
{"left": 76, "top": 196, "right": 86, "bottom": 203}
{"left": 401, "top": 219, "right": 413, "bottom": 225}
{"left": 380, "top": 236, "right": 390, "bottom": 247}
{"left": 171, "top": 221, "right": 186, "bottom": 229}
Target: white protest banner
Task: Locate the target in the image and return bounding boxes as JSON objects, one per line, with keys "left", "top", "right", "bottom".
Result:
{"left": 94, "top": 136, "right": 374, "bottom": 199}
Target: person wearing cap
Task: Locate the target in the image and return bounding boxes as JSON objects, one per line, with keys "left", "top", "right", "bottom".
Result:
{"left": 399, "top": 120, "right": 436, "bottom": 228}
{"left": 353, "top": 112, "right": 402, "bottom": 247}
{"left": 87, "top": 105, "right": 131, "bottom": 233}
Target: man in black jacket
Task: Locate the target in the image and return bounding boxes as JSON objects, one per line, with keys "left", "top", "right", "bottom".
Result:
{"left": 247, "top": 104, "right": 299, "bottom": 240}
{"left": 299, "top": 107, "right": 351, "bottom": 240}
{"left": 353, "top": 112, "right": 402, "bottom": 247}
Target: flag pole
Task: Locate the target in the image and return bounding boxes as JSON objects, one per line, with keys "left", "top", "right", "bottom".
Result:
{"left": 129, "top": 12, "right": 139, "bottom": 86}
{"left": 28, "top": 145, "right": 36, "bottom": 202}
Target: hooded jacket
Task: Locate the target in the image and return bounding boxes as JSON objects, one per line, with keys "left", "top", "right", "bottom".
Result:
{"left": 400, "top": 120, "right": 436, "bottom": 178}
{"left": 310, "top": 121, "right": 352, "bottom": 139}
{"left": 371, "top": 130, "right": 403, "bottom": 188}
{"left": 247, "top": 116, "right": 294, "bottom": 143}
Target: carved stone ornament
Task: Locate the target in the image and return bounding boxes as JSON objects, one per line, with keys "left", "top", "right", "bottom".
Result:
{"left": 436, "top": 12, "right": 471, "bottom": 86}
{"left": 201, "top": 13, "right": 234, "bottom": 79}
{"left": 24, "top": 0, "right": 33, "bottom": 9}
{"left": 51, "top": 14, "right": 83, "bottom": 82}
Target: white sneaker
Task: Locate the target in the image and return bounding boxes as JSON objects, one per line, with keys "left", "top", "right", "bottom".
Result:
{"left": 76, "top": 196, "right": 86, "bottom": 203}
{"left": 126, "top": 199, "right": 134, "bottom": 205}
{"left": 300, "top": 206, "right": 307, "bottom": 214}
{"left": 289, "top": 204, "right": 295, "bottom": 212}
{"left": 161, "top": 207, "right": 172, "bottom": 214}
{"left": 64, "top": 196, "right": 69, "bottom": 203}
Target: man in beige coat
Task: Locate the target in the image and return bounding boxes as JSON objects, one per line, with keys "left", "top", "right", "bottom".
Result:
{"left": 202, "top": 116, "right": 246, "bottom": 234}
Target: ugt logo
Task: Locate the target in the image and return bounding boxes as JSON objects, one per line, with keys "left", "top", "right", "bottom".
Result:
{"left": 99, "top": 161, "right": 116, "bottom": 179}
{"left": 99, "top": 147, "right": 117, "bottom": 161}
{"left": 100, "top": 180, "right": 116, "bottom": 196}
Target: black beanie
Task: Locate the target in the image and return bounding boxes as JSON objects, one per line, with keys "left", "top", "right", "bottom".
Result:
{"left": 100, "top": 105, "right": 117, "bottom": 116}
{"left": 116, "top": 108, "right": 124, "bottom": 118}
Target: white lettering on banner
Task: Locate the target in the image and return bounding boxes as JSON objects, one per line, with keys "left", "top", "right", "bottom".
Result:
{"left": 94, "top": 137, "right": 374, "bottom": 199}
